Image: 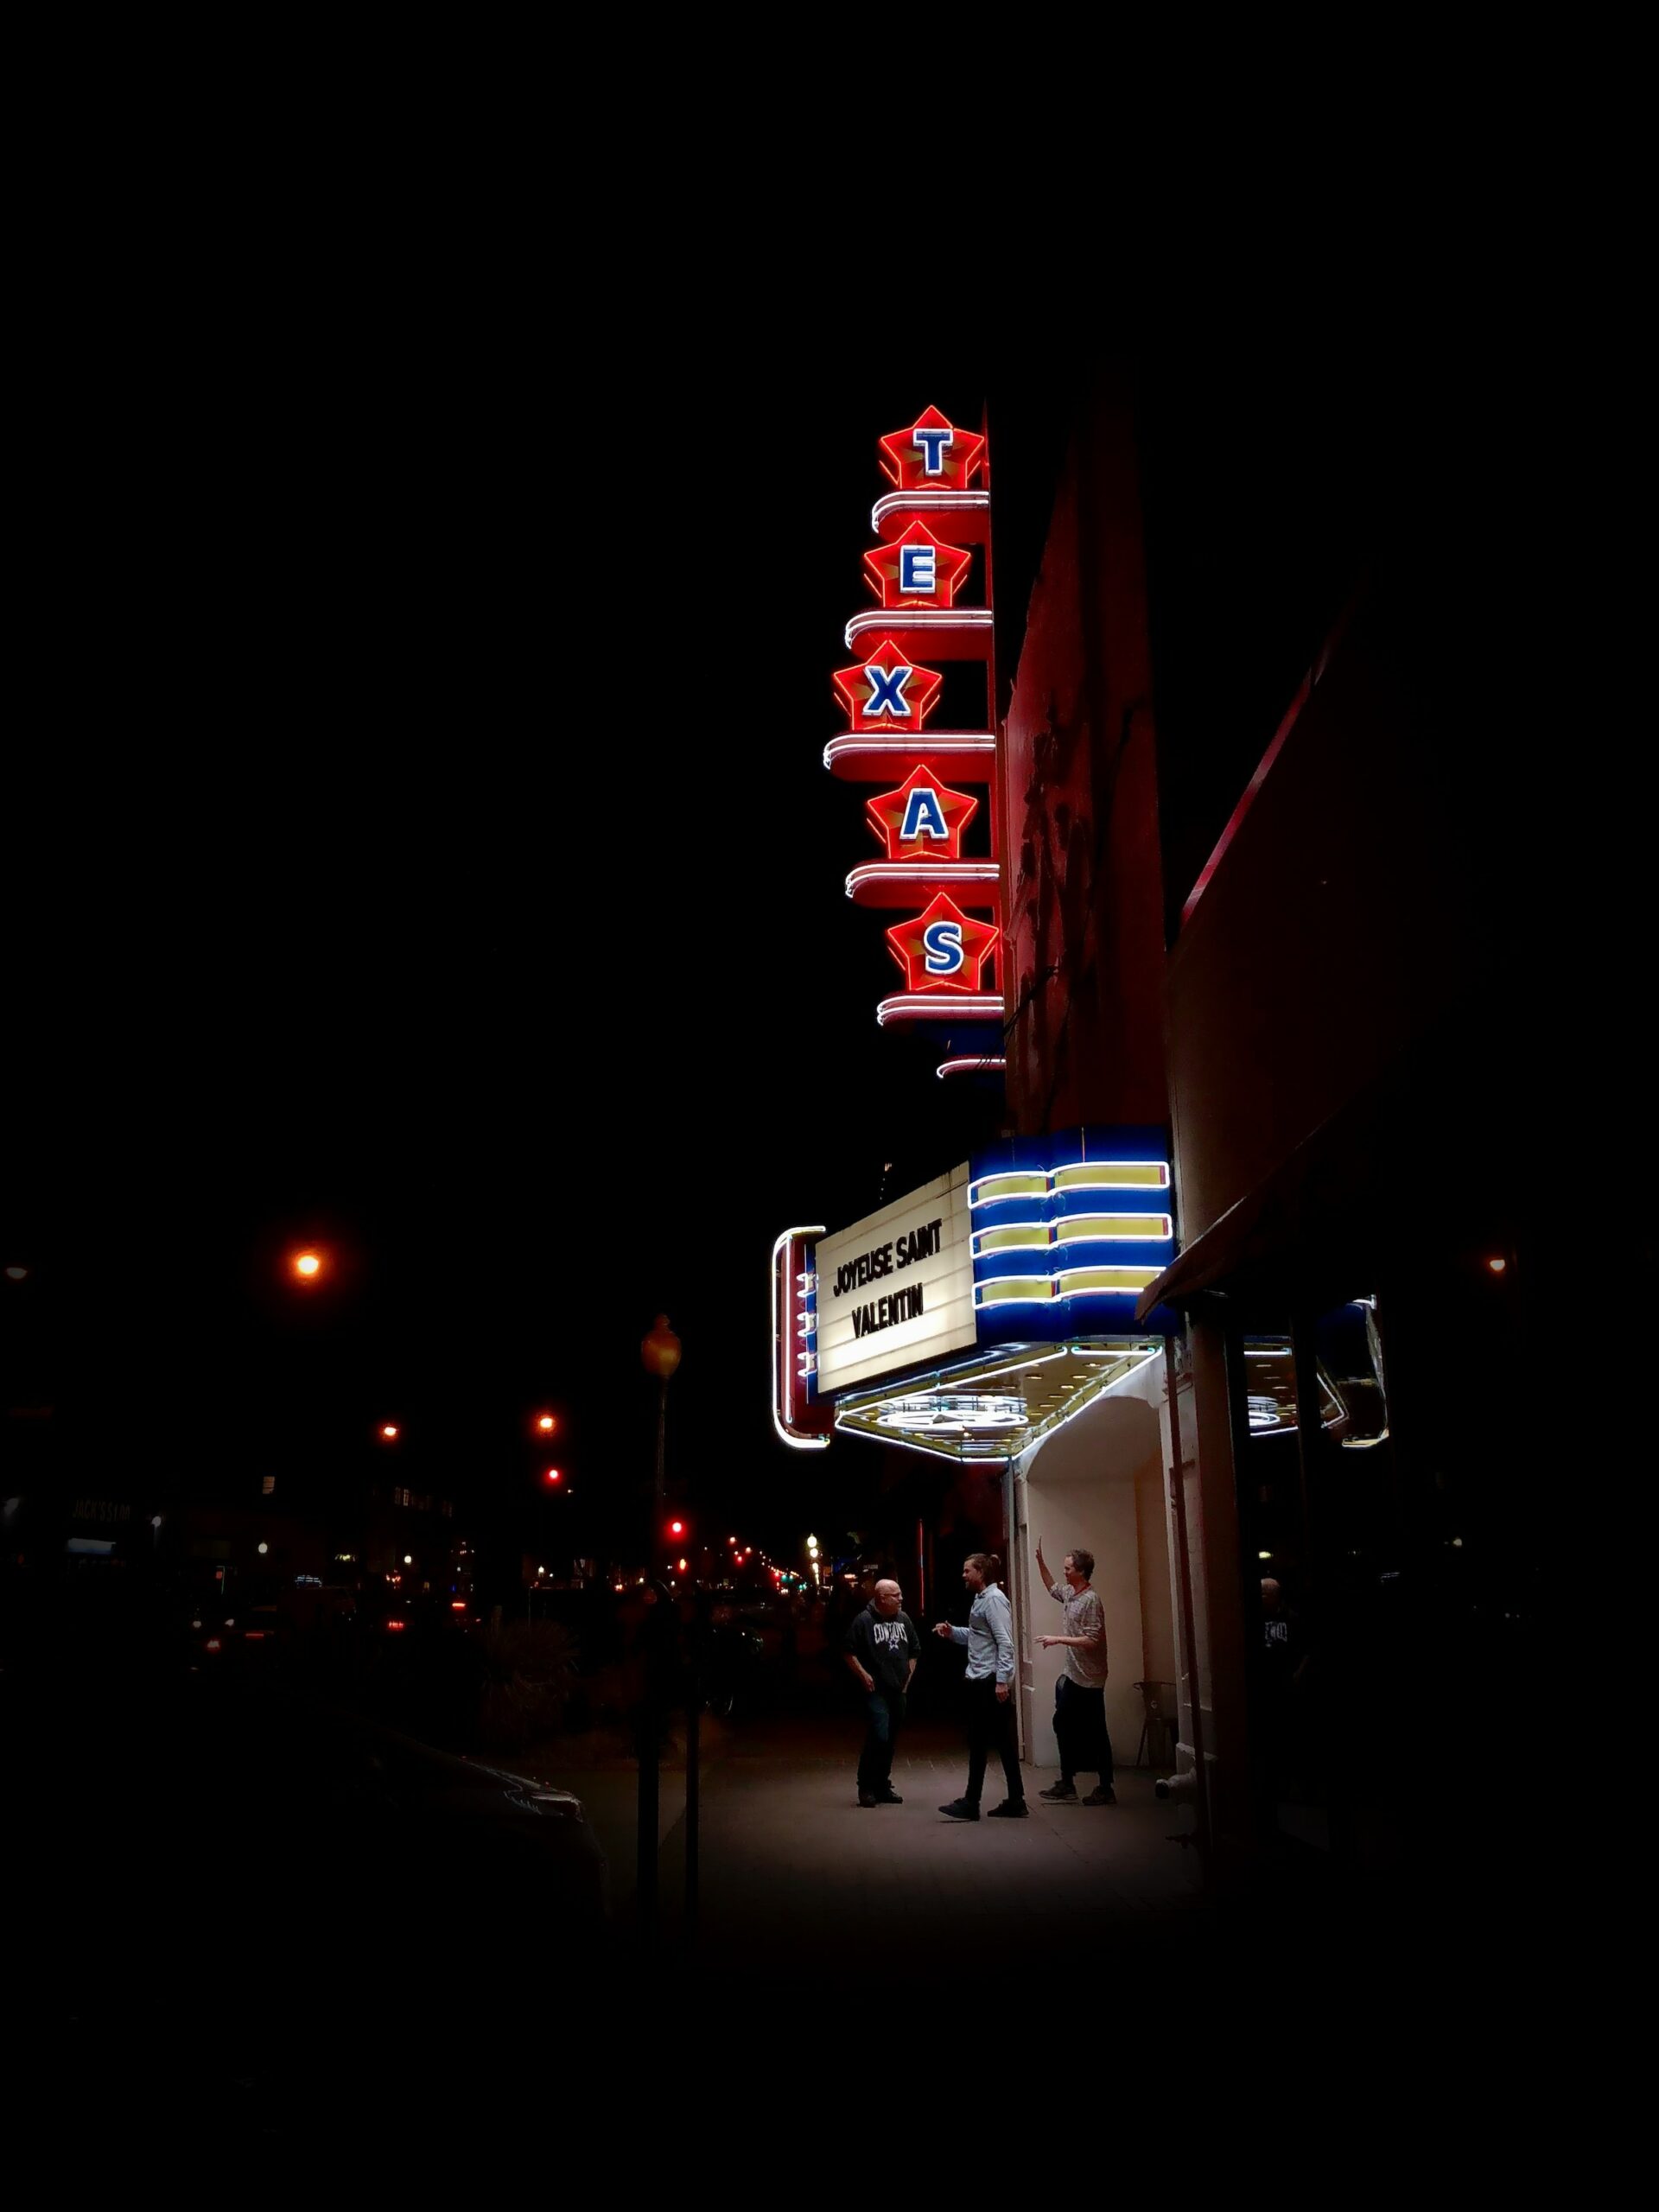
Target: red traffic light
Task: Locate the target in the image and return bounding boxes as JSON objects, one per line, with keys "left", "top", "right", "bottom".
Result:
{"left": 543, "top": 1468, "right": 563, "bottom": 1486}
{"left": 667, "top": 1517, "right": 686, "bottom": 1538}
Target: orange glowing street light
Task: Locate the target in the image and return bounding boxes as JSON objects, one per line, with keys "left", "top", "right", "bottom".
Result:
{"left": 290, "top": 1249, "right": 326, "bottom": 1284}
{"left": 535, "top": 1413, "right": 556, "bottom": 1433}
{"left": 379, "top": 1423, "right": 400, "bottom": 1441}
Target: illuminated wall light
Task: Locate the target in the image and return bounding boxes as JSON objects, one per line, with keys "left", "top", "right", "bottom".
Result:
{"left": 1486, "top": 1257, "right": 1508, "bottom": 1274}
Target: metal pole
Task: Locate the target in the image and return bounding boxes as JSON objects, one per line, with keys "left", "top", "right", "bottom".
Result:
{"left": 637, "top": 1372, "right": 667, "bottom": 1951}
{"left": 1164, "top": 1334, "right": 1212, "bottom": 1861}
{"left": 684, "top": 1604, "right": 700, "bottom": 1946}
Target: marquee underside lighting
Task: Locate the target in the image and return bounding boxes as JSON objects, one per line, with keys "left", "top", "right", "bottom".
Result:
{"left": 834, "top": 1338, "right": 1163, "bottom": 1465}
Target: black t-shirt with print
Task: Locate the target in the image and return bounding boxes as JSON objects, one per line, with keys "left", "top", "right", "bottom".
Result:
{"left": 842, "top": 1604, "right": 922, "bottom": 1694}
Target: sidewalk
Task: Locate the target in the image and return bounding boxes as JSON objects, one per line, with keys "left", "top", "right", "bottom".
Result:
{"left": 511, "top": 1703, "right": 1211, "bottom": 1989}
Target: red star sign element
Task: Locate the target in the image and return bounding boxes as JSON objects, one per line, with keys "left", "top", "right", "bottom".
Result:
{"left": 877, "top": 406, "right": 988, "bottom": 493}
{"left": 885, "top": 893, "right": 1000, "bottom": 994}
{"left": 862, "top": 522, "right": 973, "bottom": 610}
{"left": 866, "top": 767, "right": 979, "bottom": 860}
{"left": 832, "top": 638, "right": 943, "bottom": 732}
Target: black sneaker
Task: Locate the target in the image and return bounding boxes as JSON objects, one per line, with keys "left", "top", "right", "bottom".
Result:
{"left": 1039, "top": 1780, "right": 1077, "bottom": 1801}
{"left": 938, "top": 1798, "right": 980, "bottom": 1821}
{"left": 858, "top": 1789, "right": 878, "bottom": 1808}
{"left": 986, "top": 1799, "right": 1028, "bottom": 1818}
{"left": 1083, "top": 1784, "right": 1117, "bottom": 1805}
{"left": 875, "top": 1789, "right": 903, "bottom": 1804}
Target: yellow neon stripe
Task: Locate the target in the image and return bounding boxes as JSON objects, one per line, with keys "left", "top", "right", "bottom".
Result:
{"left": 976, "top": 1278, "right": 1056, "bottom": 1305}
{"left": 975, "top": 1224, "right": 1050, "bottom": 1253}
{"left": 1055, "top": 1265, "right": 1160, "bottom": 1295}
{"left": 971, "top": 1172, "right": 1048, "bottom": 1205}
{"left": 1051, "top": 1161, "right": 1167, "bottom": 1192}
{"left": 1051, "top": 1214, "right": 1173, "bottom": 1243}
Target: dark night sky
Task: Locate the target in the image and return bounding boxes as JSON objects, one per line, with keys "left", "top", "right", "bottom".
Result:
{"left": 7, "top": 220, "right": 1078, "bottom": 1562}
{"left": 9, "top": 188, "right": 1592, "bottom": 1565}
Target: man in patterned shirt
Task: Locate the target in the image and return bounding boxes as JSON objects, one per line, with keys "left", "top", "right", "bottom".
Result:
{"left": 1033, "top": 1536, "right": 1116, "bottom": 1804}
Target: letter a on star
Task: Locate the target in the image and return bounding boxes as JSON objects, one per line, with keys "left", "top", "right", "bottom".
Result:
{"left": 866, "top": 767, "right": 978, "bottom": 859}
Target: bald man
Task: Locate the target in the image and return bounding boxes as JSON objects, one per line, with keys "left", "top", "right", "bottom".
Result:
{"left": 842, "top": 1577, "right": 922, "bottom": 1808}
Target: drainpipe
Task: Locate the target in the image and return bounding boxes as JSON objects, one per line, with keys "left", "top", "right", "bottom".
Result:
{"left": 1156, "top": 1335, "right": 1211, "bottom": 1860}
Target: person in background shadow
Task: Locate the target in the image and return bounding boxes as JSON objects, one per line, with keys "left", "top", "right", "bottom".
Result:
{"left": 627, "top": 1577, "right": 679, "bottom": 1759}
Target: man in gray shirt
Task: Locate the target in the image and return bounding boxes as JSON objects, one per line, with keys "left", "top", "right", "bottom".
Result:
{"left": 1033, "top": 1536, "right": 1116, "bottom": 1804}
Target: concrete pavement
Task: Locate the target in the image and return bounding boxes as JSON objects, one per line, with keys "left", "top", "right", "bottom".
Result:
{"left": 513, "top": 1702, "right": 1211, "bottom": 1987}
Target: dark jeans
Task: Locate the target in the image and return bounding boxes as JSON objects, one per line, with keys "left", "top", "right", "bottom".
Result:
{"left": 858, "top": 1688, "right": 906, "bottom": 1790}
{"left": 963, "top": 1675, "right": 1024, "bottom": 1806}
{"left": 1053, "top": 1674, "right": 1114, "bottom": 1786}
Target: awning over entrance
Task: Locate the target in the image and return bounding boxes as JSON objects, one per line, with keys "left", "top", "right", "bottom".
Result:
{"left": 830, "top": 1338, "right": 1164, "bottom": 1465}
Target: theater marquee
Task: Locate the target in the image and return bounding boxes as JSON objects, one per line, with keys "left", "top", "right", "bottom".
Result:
{"left": 813, "top": 1165, "right": 976, "bottom": 1397}
{"left": 771, "top": 1129, "right": 1180, "bottom": 1459}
